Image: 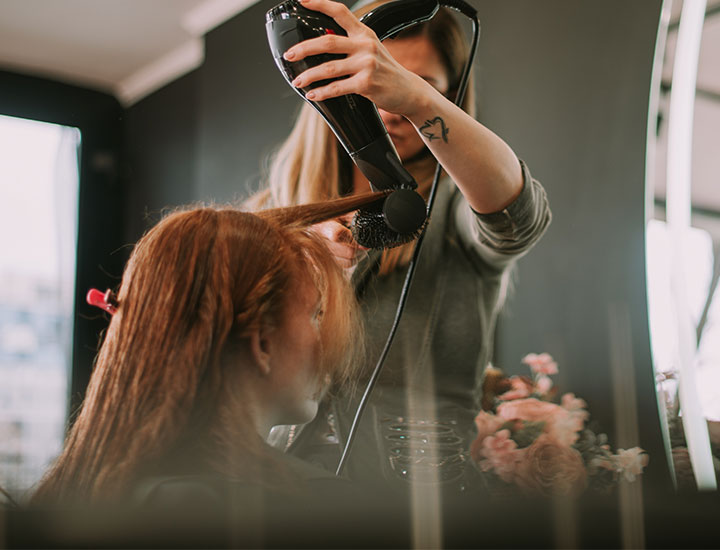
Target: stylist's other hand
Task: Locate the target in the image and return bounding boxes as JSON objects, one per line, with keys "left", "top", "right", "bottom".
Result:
{"left": 283, "top": 0, "right": 427, "bottom": 118}
{"left": 310, "top": 214, "right": 368, "bottom": 274}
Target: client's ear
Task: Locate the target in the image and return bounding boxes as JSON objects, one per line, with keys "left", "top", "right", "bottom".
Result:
{"left": 249, "top": 326, "right": 272, "bottom": 376}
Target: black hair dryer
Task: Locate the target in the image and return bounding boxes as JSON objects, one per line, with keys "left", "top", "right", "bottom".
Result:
{"left": 266, "top": 0, "right": 439, "bottom": 247}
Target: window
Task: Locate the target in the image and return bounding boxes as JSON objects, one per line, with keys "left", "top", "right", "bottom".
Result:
{"left": 0, "top": 114, "right": 80, "bottom": 498}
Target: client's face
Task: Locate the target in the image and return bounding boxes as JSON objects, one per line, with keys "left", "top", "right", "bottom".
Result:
{"left": 267, "top": 276, "right": 325, "bottom": 426}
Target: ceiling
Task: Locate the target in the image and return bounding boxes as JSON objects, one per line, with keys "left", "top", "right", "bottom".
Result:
{"left": 0, "top": 0, "right": 259, "bottom": 106}
{"left": 0, "top": 1, "right": 717, "bottom": 106}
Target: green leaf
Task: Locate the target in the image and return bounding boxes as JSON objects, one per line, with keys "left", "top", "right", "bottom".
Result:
{"left": 511, "top": 420, "right": 546, "bottom": 448}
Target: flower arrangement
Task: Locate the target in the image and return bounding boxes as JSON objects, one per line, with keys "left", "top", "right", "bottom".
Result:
{"left": 470, "top": 353, "right": 649, "bottom": 497}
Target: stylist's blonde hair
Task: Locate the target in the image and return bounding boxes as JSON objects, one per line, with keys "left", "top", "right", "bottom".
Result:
{"left": 247, "top": 2, "right": 475, "bottom": 275}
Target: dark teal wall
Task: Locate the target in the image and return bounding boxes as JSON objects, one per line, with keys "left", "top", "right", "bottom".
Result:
{"left": 475, "top": 0, "right": 669, "bottom": 483}
{"left": 470, "top": 0, "right": 677, "bottom": 540}
{"left": 478, "top": 0, "right": 664, "bottom": 462}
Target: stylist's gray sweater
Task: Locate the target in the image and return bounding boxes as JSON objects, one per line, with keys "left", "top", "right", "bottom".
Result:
{"left": 351, "top": 161, "right": 550, "bottom": 407}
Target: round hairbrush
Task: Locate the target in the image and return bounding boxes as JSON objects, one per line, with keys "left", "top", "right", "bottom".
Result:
{"left": 351, "top": 188, "right": 427, "bottom": 249}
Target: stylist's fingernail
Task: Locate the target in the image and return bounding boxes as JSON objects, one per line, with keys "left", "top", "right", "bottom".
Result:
{"left": 306, "top": 91, "right": 316, "bottom": 100}
{"left": 291, "top": 77, "right": 301, "bottom": 87}
{"left": 284, "top": 49, "right": 295, "bottom": 61}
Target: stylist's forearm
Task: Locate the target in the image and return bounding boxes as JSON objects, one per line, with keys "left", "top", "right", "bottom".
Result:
{"left": 405, "top": 83, "right": 524, "bottom": 214}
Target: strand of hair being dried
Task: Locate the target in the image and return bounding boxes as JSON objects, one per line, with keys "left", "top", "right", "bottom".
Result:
{"left": 257, "top": 190, "right": 390, "bottom": 227}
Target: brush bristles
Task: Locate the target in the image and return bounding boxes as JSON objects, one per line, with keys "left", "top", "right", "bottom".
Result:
{"left": 351, "top": 207, "right": 426, "bottom": 249}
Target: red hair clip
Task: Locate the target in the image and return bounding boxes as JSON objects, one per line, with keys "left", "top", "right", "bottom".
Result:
{"left": 86, "top": 288, "right": 119, "bottom": 315}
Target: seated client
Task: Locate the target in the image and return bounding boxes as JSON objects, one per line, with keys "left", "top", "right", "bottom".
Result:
{"left": 30, "top": 193, "right": 385, "bottom": 509}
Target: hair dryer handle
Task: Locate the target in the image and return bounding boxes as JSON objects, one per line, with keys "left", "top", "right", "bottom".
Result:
{"left": 359, "top": 0, "right": 439, "bottom": 41}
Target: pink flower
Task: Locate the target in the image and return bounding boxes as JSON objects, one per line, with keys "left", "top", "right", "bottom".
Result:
{"left": 497, "top": 397, "right": 559, "bottom": 423}
{"left": 561, "top": 392, "right": 587, "bottom": 412}
{"left": 498, "top": 376, "right": 533, "bottom": 401}
{"left": 552, "top": 413, "right": 586, "bottom": 446}
{"left": 477, "top": 429, "right": 524, "bottom": 483}
{"left": 514, "top": 434, "right": 587, "bottom": 497}
{"left": 612, "top": 447, "right": 649, "bottom": 482}
{"left": 473, "top": 412, "right": 505, "bottom": 442}
{"left": 497, "top": 398, "right": 583, "bottom": 446}
{"left": 588, "top": 456, "right": 614, "bottom": 475}
{"left": 522, "top": 353, "right": 558, "bottom": 375}
{"left": 470, "top": 411, "right": 506, "bottom": 463}
{"left": 558, "top": 393, "right": 590, "bottom": 440}
{"left": 535, "top": 375, "right": 553, "bottom": 396}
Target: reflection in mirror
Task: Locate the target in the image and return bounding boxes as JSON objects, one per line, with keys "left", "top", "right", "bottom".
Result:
{"left": 648, "top": 0, "right": 720, "bottom": 490}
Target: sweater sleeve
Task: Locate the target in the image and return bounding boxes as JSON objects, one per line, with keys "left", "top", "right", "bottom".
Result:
{"left": 452, "top": 159, "right": 551, "bottom": 271}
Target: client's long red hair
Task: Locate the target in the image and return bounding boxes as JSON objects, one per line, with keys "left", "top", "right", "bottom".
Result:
{"left": 32, "top": 192, "right": 387, "bottom": 505}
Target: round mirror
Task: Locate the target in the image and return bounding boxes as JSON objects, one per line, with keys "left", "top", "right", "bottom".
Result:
{"left": 647, "top": 0, "right": 720, "bottom": 491}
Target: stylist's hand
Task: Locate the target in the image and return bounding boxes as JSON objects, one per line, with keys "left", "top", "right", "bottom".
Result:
{"left": 283, "top": 0, "right": 428, "bottom": 118}
{"left": 310, "top": 214, "right": 368, "bottom": 273}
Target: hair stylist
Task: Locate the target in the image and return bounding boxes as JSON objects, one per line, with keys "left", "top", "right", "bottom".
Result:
{"left": 250, "top": 0, "right": 552, "bottom": 489}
